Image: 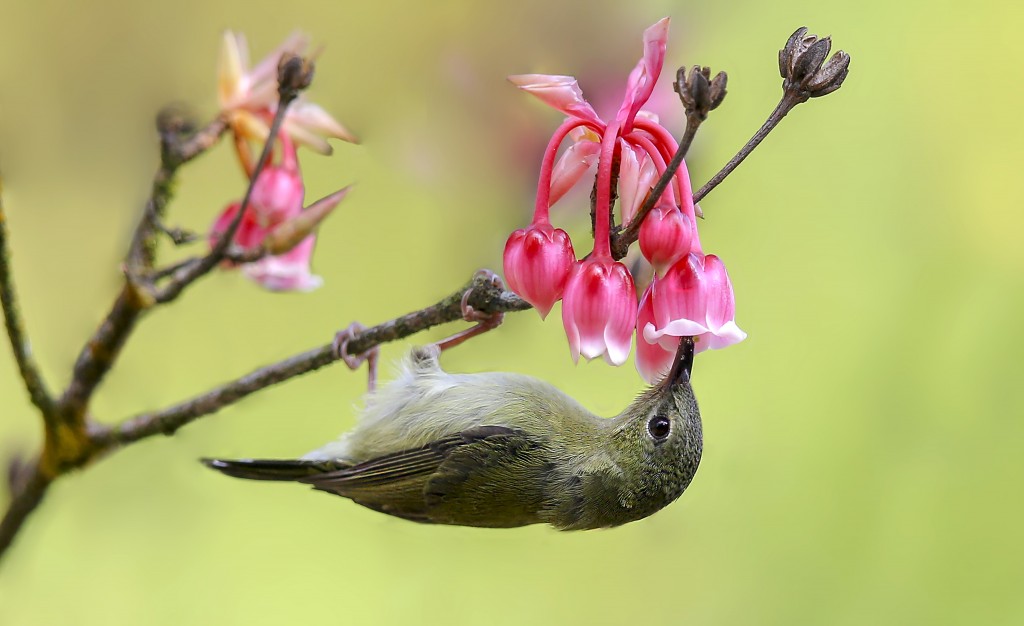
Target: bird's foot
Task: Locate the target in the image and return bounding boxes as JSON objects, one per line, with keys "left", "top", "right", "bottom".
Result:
{"left": 435, "top": 270, "right": 506, "bottom": 353}
{"left": 332, "top": 322, "right": 380, "bottom": 392}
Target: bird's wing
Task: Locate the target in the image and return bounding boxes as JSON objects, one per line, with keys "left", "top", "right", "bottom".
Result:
{"left": 301, "top": 425, "right": 547, "bottom": 525}
{"left": 422, "top": 427, "right": 552, "bottom": 527}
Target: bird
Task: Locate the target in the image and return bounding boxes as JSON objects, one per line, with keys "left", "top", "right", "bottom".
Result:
{"left": 203, "top": 337, "right": 702, "bottom": 530}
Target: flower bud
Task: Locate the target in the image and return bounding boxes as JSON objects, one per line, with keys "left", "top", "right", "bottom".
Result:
{"left": 674, "top": 65, "right": 727, "bottom": 120}
{"left": 561, "top": 259, "right": 637, "bottom": 365}
{"left": 503, "top": 223, "right": 576, "bottom": 318}
{"left": 639, "top": 206, "right": 693, "bottom": 276}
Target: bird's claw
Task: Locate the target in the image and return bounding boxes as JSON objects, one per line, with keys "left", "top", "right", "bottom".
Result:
{"left": 332, "top": 322, "right": 380, "bottom": 392}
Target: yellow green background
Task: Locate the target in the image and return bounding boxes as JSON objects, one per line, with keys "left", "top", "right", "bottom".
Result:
{"left": 1, "top": 0, "right": 1022, "bottom": 624}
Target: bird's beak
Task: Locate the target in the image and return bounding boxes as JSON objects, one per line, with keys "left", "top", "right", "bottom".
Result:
{"left": 667, "top": 337, "right": 695, "bottom": 385}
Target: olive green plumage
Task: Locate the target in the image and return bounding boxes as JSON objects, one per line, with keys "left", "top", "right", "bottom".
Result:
{"left": 204, "top": 340, "right": 702, "bottom": 530}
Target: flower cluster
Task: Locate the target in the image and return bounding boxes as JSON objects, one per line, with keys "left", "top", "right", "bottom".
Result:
{"left": 211, "top": 32, "right": 356, "bottom": 291}
{"left": 503, "top": 18, "right": 745, "bottom": 382}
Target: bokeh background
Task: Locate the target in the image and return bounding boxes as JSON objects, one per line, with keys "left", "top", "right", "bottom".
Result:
{"left": 1, "top": 0, "right": 1022, "bottom": 624}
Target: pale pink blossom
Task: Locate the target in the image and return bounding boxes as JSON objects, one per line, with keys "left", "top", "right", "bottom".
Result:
{"left": 209, "top": 138, "right": 348, "bottom": 292}
{"left": 218, "top": 30, "right": 357, "bottom": 155}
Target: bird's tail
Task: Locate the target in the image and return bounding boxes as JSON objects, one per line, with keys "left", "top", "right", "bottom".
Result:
{"left": 201, "top": 458, "right": 348, "bottom": 481}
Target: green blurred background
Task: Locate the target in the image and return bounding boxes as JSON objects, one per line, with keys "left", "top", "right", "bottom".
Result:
{"left": 1, "top": 0, "right": 1022, "bottom": 623}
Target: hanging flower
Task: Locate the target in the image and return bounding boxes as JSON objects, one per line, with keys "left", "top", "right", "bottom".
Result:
{"left": 209, "top": 136, "right": 348, "bottom": 292}
{"left": 635, "top": 253, "right": 746, "bottom": 382}
{"left": 561, "top": 258, "right": 637, "bottom": 365}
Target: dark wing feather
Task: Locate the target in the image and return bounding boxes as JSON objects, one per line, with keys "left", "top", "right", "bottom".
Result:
{"left": 300, "top": 426, "right": 535, "bottom": 524}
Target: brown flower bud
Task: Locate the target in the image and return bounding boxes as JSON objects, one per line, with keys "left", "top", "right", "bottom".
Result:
{"left": 674, "top": 65, "right": 728, "bottom": 121}
{"left": 779, "top": 27, "right": 850, "bottom": 98}
{"left": 277, "top": 53, "right": 315, "bottom": 100}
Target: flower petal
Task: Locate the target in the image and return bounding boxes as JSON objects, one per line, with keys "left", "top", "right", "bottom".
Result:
{"left": 242, "top": 235, "right": 323, "bottom": 292}
{"left": 617, "top": 140, "right": 658, "bottom": 224}
{"left": 615, "top": 17, "right": 670, "bottom": 130}
{"left": 635, "top": 283, "right": 676, "bottom": 383}
{"left": 288, "top": 100, "right": 359, "bottom": 144}
{"left": 549, "top": 140, "right": 600, "bottom": 206}
{"left": 218, "top": 31, "right": 247, "bottom": 108}
{"left": 508, "top": 74, "right": 603, "bottom": 127}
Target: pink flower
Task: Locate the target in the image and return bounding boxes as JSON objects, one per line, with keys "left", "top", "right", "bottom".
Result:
{"left": 639, "top": 205, "right": 693, "bottom": 276}
{"left": 209, "top": 138, "right": 347, "bottom": 292}
{"left": 248, "top": 137, "right": 305, "bottom": 227}
{"left": 561, "top": 259, "right": 637, "bottom": 365}
{"left": 637, "top": 252, "right": 746, "bottom": 380}
{"left": 507, "top": 18, "right": 745, "bottom": 377}
{"left": 218, "top": 30, "right": 357, "bottom": 155}
{"left": 503, "top": 223, "right": 576, "bottom": 318}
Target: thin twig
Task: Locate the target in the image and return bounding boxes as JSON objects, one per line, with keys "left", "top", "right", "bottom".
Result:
{"left": 94, "top": 273, "right": 530, "bottom": 448}
{"left": 154, "top": 102, "right": 292, "bottom": 304}
{"left": 0, "top": 178, "right": 58, "bottom": 421}
{"left": 59, "top": 282, "right": 152, "bottom": 424}
{"left": 126, "top": 117, "right": 229, "bottom": 273}
{"left": 63, "top": 118, "right": 230, "bottom": 424}
{"left": 692, "top": 92, "right": 801, "bottom": 204}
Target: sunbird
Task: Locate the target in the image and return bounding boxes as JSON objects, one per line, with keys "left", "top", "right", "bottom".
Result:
{"left": 204, "top": 337, "right": 702, "bottom": 530}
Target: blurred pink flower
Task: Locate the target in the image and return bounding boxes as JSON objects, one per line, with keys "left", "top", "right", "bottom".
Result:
{"left": 209, "top": 136, "right": 347, "bottom": 292}
{"left": 218, "top": 30, "right": 357, "bottom": 155}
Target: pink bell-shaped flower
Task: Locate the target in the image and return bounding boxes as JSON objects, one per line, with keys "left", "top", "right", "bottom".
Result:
{"left": 641, "top": 252, "right": 746, "bottom": 355}
{"left": 639, "top": 206, "right": 693, "bottom": 276}
{"left": 561, "top": 258, "right": 637, "bottom": 365}
{"left": 503, "top": 222, "right": 576, "bottom": 318}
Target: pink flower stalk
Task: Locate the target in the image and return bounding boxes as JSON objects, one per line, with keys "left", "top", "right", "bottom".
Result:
{"left": 218, "top": 30, "right": 357, "bottom": 155}
{"left": 503, "top": 223, "right": 576, "bottom": 318}
{"left": 508, "top": 17, "right": 697, "bottom": 228}
{"left": 635, "top": 252, "right": 746, "bottom": 382}
{"left": 561, "top": 259, "right": 637, "bottom": 366}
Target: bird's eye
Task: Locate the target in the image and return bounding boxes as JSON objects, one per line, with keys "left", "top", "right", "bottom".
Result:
{"left": 647, "top": 415, "right": 671, "bottom": 442}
